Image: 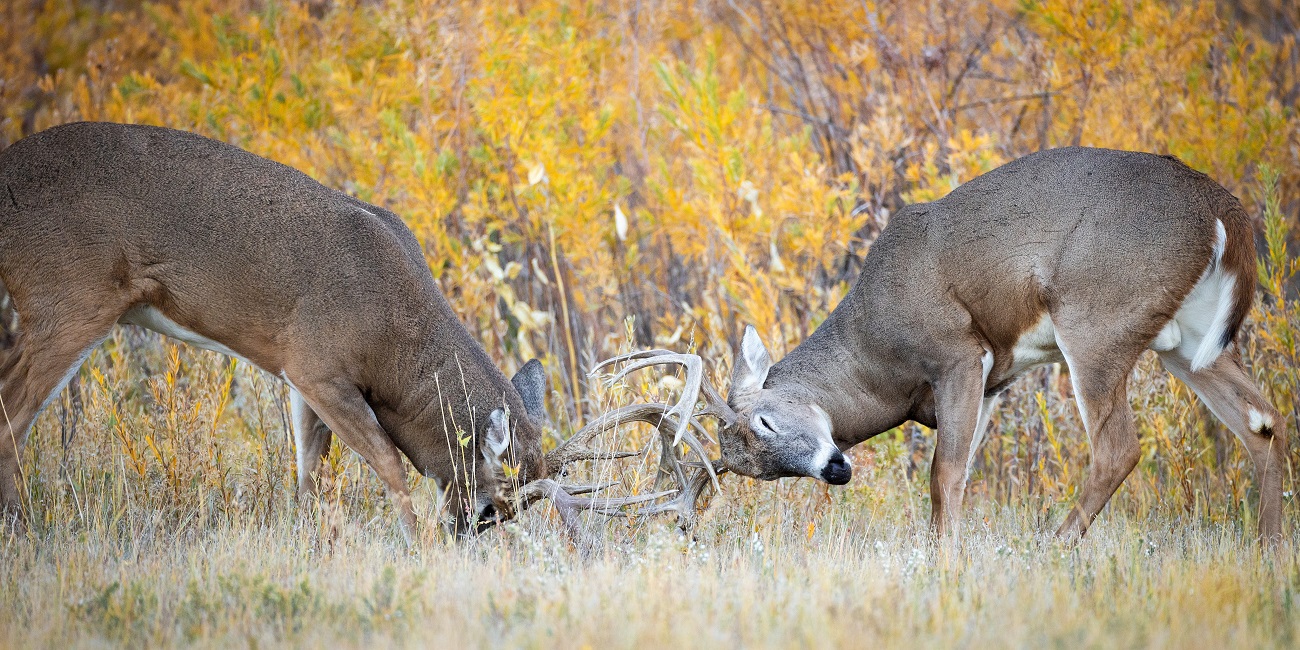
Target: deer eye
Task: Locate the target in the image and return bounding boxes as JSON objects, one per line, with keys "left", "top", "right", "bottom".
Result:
{"left": 757, "top": 414, "right": 777, "bottom": 434}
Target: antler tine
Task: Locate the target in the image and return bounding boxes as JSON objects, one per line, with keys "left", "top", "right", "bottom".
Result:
{"left": 593, "top": 349, "right": 737, "bottom": 427}
{"left": 517, "top": 480, "right": 619, "bottom": 509}
{"left": 520, "top": 479, "right": 677, "bottom": 514}
{"left": 555, "top": 481, "right": 617, "bottom": 497}
{"left": 698, "top": 380, "right": 736, "bottom": 424}
{"left": 520, "top": 478, "right": 679, "bottom": 556}
{"left": 602, "top": 352, "right": 703, "bottom": 446}
{"left": 544, "top": 403, "right": 671, "bottom": 473}
{"left": 654, "top": 412, "right": 719, "bottom": 491}
{"left": 603, "top": 462, "right": 728, "bottom": 531}
{"left": 587, "top": 348, "right": 680, "bottom": 374}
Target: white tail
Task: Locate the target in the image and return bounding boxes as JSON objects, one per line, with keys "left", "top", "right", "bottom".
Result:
{"left": 1189, "top": 219, "right": 1237, "bottom": 371}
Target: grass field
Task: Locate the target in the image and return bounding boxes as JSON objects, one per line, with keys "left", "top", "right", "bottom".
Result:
{"left": 0, "top": 327, "right": 1297, "bottom": 648}
{"left": 2, "top": 445, "right": 1297, "bottom": 648}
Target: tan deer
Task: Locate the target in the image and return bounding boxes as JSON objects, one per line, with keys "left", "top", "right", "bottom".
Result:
{"left": 0, "top": 121, "right": 683, "bottom": 543}
{"left": 704, "top": 147, "right": 1287, "bottom": 543}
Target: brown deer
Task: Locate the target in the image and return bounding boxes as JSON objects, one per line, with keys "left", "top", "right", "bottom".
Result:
{"left": 703, "top": 147, "right": 1287, "bottom": 543}
{"left": 0, "top": 121, "right": 684, "bottom": 543}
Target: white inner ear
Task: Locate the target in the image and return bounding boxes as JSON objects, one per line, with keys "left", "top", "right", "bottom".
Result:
{"left": 484, "top": 408, "right": 511, "bottom": 460}
{"left": 736, "top": 325, "right": 772, "bottom": 392}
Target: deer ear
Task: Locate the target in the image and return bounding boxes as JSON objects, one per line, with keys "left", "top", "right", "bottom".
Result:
{"left": 731, "top": 325, "right": 772, "bottom": 395}
{"left": 510, "top": 359, "right": 547, "bottom": 423}
{"left": 483, "top": 408, "right": 511, "bottom": 463}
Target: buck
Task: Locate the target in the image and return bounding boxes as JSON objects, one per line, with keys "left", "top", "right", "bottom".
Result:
{"left": 0, "top": 121, "right": 686, "bottom": 543}
{"left": 598, "top": 148, "right": 1290, "bottom": 543}
{"left": 705, "top": 147, "right": 1288, "bottom": 543}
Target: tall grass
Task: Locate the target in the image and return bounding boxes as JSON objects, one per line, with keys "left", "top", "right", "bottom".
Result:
{"left": 3, "top": 402, "right": 1299, "bottom": 647}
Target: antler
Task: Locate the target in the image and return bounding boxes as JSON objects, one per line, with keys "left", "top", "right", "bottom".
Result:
{"left": 516, "top": 479, "right": 676, "bottom": 556}
{"left": 590, "top": 350, "right": 736, "bottom": 444}
{"left": 519, "top": 349, "right": 737, "bottom": 549}
{"left": 543, "top": 403, "right": 668, "bottom": 470}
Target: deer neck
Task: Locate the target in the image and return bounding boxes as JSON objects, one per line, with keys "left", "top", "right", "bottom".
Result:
{"left": 766, "top": 307, "right": 920, "bottom": 447}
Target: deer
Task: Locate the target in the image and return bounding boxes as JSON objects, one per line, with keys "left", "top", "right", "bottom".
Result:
{"left": 589, "top": 148, "right": 1292, "bottom": 544}
{"left": 0, "top": 121, "right": 703, "bottom": 545}
{"left": 694, "top": 147, "right": 1288, "bottom": 544}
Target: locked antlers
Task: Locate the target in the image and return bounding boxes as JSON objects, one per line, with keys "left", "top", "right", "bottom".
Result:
{"left": 520, "top": 350, "right": 737, "bottom": 547}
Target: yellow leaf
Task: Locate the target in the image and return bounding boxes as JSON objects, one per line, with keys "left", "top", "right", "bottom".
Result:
{"left": 528, "top": 162, "right": 547, "bottom": 186}
{"left": 614, "top": 203, "right": 628, "bottom": 241}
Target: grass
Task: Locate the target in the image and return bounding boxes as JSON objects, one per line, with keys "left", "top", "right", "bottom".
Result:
{"left": 3, "top": 465, "right": 1297, "bottom": 647}
{"left": 1, "top": 324, "right": 1297, "bottom": 648}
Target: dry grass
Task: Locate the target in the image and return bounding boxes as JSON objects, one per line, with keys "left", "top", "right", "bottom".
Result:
{"left": 1, "top": 323, "right": 1297, "bottom": 648}
{"left": 3, "top": 457, "right": 1297, "bottom": 648}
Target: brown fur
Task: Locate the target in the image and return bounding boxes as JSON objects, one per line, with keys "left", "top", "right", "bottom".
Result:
{"left": 720, "top": 147, "right": 1286, "bottom": 544}
{"left": 0, "top": 122, "right": 548, "bottom": 538}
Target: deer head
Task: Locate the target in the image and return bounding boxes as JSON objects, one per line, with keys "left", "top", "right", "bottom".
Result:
{"left": 717, "top": 326, "right": 851, "bottom": 484}
{"left": 461, "top": 360, "right": 548, "bottom": 532}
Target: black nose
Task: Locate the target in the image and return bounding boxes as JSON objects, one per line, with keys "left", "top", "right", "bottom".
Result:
{"left": 479, "top": 503, "right": 498, "bottom": 521}
{"left": 472, "top": 503, "right": 501, "bottom": 534}
{"left": 821, "top": 453, "right": 852, "bottom": 485}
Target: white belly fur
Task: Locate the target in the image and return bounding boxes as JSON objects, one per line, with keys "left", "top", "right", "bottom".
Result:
{"left": 119, "top": 305, "right": 249, "bottom": 363}
{"left": 1004, "top": 312, "right": 1203, "bottom": 381}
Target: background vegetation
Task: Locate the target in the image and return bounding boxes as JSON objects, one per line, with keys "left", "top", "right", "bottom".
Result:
{"left": 1, "top": 0, "right": 1298, "bottom": 646}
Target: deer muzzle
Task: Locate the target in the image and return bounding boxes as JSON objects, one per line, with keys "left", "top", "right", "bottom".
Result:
{"left": 819, "top": 451, "right": 852, "bottom": 485}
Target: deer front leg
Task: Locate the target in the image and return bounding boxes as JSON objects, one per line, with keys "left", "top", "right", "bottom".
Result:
{"left": 289, "top": 378, "right": 417, "bottom": 546}
{"left": 289, "top": 388, "right": 334, "bottom": 500}
{"left": 929, "top": 351, "right": 994, "bottom": 538}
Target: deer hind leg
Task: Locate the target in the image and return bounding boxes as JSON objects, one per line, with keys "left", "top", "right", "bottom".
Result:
{"left": 1159, "top": 350, "right": 1286, "bottom": 543}
{"left": 1052, "top": 329, "right": 1146, "bottom": 542}
{"left": 286, "top": 378, "right": 416, "bottom": 545}
{"left": 0, "top": 309, "right": 114, "bottom": 527}
{"left": 289, "top": 388, "right": 334, "bottom": 499}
